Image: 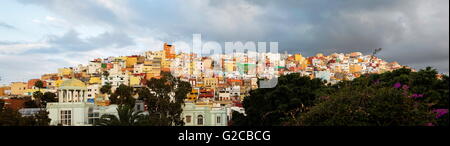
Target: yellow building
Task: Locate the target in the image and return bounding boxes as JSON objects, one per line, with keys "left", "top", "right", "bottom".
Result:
{"left": 316, "top": 53, "right": 324, "bottom": 58}
{"left": 25, "top": 88, "right": 48, "bottom": 96}
{"left": 54, "top": 80, "right": 64, "bottom": 88}
{"left": 143, "top": 59, "right": 161, "bottom": 79}
{"left": 161, "top": 59, "right": 171, "bottom": 71}
{"left": 58, "top": 68, "right": 73, "bottom": 77}
{"left": 129, "top": 76, "right": 141, "bottom": 86}
{"left": 224, "top": 61, "right": 235, "bottom": 72}
{"left": 294, "top": 54, "right": 305, "bottom": 62}
{"left": 10, "top": 82, "right": 27, "bottom": 96}
{"left": 126, "top": 56, "right": 138, "bottom": 68}
{"left": 203, "top": 78, "right": 218, "bottom": 88}
{"left": 350, "top": 64, "right": 363, "bottom": 73}
{"left": 186, "top": 88, "right": 199, "bottom": 101}
{"left": 89, "top": 77, "right": 102, "bottom": 85}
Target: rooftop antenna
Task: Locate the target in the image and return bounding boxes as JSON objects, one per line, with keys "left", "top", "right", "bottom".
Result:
{"left": 368, "top": 48, "right": 383, "bottom": 73}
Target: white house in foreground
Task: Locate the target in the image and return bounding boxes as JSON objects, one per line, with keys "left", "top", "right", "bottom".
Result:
{"left": 182, "top": 102, "right": 229, "bottom": 126}
{"left": 47, "top": 78, "right": 117, "bottom": 126}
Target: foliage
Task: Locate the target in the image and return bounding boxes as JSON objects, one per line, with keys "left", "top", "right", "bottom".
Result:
{"left": 298, "top": 86, "right": 434, "bottom": 126}
{"left": 33, "top": 91, "right": 44, "bottom": 108}
{"left": 234, "top": 73, "right": 328, "bottom": 126}
{"left": 139, "top": 72, "right": 191, "bottom": 126}
{"left": 100, "top": 83, "right": 112, "bottom": 94}
{"left": 0, "top": 107, "right": 50, "bottom": 126}
{"left": 109, "top": 84, "right": 136, "bottom": 106}
{"left": 34, "top": 80, "right": 44, "bottom": 89}
{"left": 95, "top": 104, "right": 146, "bottom": 126}
{"left": 232, "top": 67, "right": 449, "bottom": 126}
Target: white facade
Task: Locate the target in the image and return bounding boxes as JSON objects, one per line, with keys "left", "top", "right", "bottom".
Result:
{"left": 87, "top": 84, "right": 100, "bottom": 101}
{"left": 88, "top": 62, "right": 102, "bottom": 75}
{"left": 47, "top": 102, "right": 95, "bottom": 126}
{"left": 182, "top": 103, "right": 229, "bottom": 126}
{"left": 102, "top": 72, "right": 130, "bottom": 87}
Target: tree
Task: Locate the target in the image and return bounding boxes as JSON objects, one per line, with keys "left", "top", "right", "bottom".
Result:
{"left": 31, "top": 110, "right": 51, "bottom": 126}
{"left": 95, "top": 104, "right": 146, "bottom": 126}
{"left": 103, "top": 71, "right": 110, "bottom": 78}
{"left": 109, "top": 84, "right": 135, "bottom": 107}
{"left": 0, "top": 107, "right": 50, "bottom": 126}
{"left": 0, "top": 100, "right": 4, "bottom": 110}
{"left": 232, "top": 73, "right": 328, "bottom": 126}
{"left": 232, "top": 67, "right": 448, "bottom": 126}
{"left": 298, "top": 86, "right": 434, "bottom": 126}
{"left": 40, "top": 92, "right": 58, "bottom": 108}
{"left": 24, "top": 100, "right": 39, "bottom": 108}
{"left": 35, "top": 80, "right": 44, "bottom": 91}
{"left": 100, "top": 83, "right": 112, "bottom": 94}
{"left": 139, "top": 72, "right": 191, "bottom": 126}
{"left": 33, "top": 91, "right": 44, "bottom": 108}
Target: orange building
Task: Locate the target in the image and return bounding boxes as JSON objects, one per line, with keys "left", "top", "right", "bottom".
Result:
{"left": 164, "top": 43, "right": 176, "bottom": 59}
{"left": 0, "top": 86, "right": 11, "bottom": 96}
{"left": 27, "top": 79, "right": 47, "bottom": 89}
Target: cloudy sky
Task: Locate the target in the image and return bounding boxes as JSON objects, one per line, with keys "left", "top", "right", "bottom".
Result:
{"left": 0, "top": 0, "right": 448, "bottom": 85}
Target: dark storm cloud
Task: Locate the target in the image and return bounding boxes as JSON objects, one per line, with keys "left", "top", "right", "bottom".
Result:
{"left": 6, "top": 30, "right": 136, "bottom": 55}
{"left": 13, "top": 0, "right": 450, "bottom": 73}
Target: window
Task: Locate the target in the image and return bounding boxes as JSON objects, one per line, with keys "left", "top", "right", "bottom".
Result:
{"left": 60, "top": 110, "right": 72, "bottom": 126}
{"left": 186, "top": 116, "right": 192, "bottom": 123}
{"left": 197, "top": 115, "right": 203, "bottom": 125}
{"left": 88, "top": 112, "right": 100, "bottom": 125}
{"left": 216, "top": 116, "right": 221, "bottom": 124}
{"left": 136, "top": 105, "right": 141, "bottom": 111}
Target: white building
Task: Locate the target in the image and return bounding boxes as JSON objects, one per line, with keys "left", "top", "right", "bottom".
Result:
{"left": 182, "top": 102, "right": 229, "bottom": 126}
{"left": 47, "top": 78, "right": 118, "bottom": 126}
{"left": 102, "top": 72, "right": 130, "bottom": 87}
{"left": 87, "top": 84, "right": 100, "bottom": 101}
{"left": 88, "top": 61, "right": 102, "bottom": 75}
{"left": 47, "top": 78, "right": 94, "bottom": 126}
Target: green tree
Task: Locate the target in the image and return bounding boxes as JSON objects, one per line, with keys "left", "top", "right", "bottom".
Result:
{"left": 33, "top": 91, "right": 44, "bottom": 108}
{"left": 40, "top": 92, "right": 58, "bottom": 108}
{"left": 109, "top": 84, "right": 136, "bottom": 106}
{"left": 232, "top": 67, "right": 448, "bottom": 126}
{"left": 34, "top": 80, "right": 44, "bottom": 91}
{"left": 103, "top": 71, "right": 110, "bottom": 78}
{"left": 139, "top": 72, "right": 191, "bottom": 126}
{"left": 232, "top": 73, "right": 328, "bottom": 126}
{"left": 0, "top": 107, "right": 50, "bottom": 126}
{"left": 100, "top": 83, "right": 112, "bottom": 94}
{"left": 95, "top": 104, "right": 145, "bottom": 126}
{"left": 31, "top": 110, "right": 51, "bottom": 126}
{"left": 298, "top": 86, "right": 434, "bottom": 126}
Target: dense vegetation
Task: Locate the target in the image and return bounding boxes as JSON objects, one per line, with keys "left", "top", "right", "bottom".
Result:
{"left": 0, "top": 102, "right": 51, "bottom": 126}
{"left": 232, "top": 67, "right": 449, "bottom": 126}
{"left": 97, "top": 72, "right": 191, "bottom": 126}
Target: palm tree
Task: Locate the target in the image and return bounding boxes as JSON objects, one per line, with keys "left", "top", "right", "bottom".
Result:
{"left": 95, "top": 104, "right": 146, "bottom": 126}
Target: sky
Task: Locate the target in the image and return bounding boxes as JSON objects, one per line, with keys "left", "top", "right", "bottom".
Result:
{"left": 0, "top": 0, "right": 448, "bottom": 85}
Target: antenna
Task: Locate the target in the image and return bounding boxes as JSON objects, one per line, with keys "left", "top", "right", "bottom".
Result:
{"left": 369, "top": 48, "right": 383, "bottom": 72}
